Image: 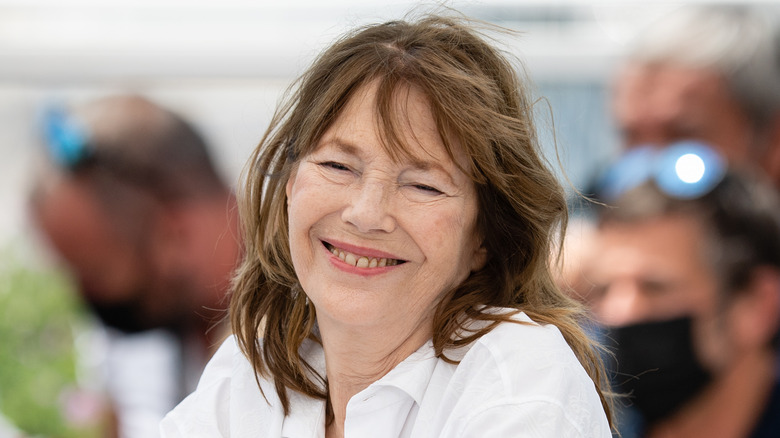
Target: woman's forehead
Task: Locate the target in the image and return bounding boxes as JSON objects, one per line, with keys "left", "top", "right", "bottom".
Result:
{"left": 311, "top": 80, "right": 471, "bottom": 171}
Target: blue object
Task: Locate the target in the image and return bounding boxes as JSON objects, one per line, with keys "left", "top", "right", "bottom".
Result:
{"left": 597, "top": 141, "right": 726, "bottom": 202}
{"left": 42, "top": 105, "right": 92, "bottom": 170}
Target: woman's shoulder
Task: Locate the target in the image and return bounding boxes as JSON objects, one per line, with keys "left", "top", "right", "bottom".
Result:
{"left": 434, "top": 310, "right": 610, "bottom": 436}
{"left": 186, "top": 335, "right": 258, "bottom": 392}
{"left": 455, "top": 309, "right": 577, "bottom": 365}
{"left": 160, "top": 335, "right": 280, "bottom": 437}
{"left": 455, "top": 309, "right": 602, "bottom": 409}
{"left": 475, "top": 310, "right": 576, "bottom": 359}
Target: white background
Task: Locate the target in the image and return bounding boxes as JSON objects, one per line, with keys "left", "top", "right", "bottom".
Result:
{"left": 0, "top": 0, "right": 770, "bottom": 255}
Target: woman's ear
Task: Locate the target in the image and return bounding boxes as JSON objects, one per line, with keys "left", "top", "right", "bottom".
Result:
{"left": 285, "top": 175, "right": 293, "bottom": 200}
{"left": 285, "top": 165, "right": 300, "bottom": 201}
{"left": 470, "top": 243, "right": 488, "bottom": 272}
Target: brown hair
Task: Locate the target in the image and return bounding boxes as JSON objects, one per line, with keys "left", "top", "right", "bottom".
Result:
{"left": 231, "top": 13, "right": 613, "bottom": 424}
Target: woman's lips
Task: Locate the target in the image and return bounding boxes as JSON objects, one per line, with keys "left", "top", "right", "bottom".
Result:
{"left": 322, "top": 241, "right": 405, "bottom": 268}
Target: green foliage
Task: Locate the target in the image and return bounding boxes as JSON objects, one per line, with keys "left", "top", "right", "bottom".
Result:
{"left": 0, "top": 250, "right": 104, "bottom": 437}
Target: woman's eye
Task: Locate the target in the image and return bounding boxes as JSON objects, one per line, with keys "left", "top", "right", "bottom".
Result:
{"left": 319, "top": 161, "right": 350, "bottom": 172}
{"left": 411, "top": 184, "right": 443, "bottom": 195}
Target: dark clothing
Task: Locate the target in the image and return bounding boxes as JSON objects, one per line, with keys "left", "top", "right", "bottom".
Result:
{"left": 615, "top": 381, "right": 780, "bottom": 438}
{"left": 751, "top": 381, "right": 780, "bottom": 438}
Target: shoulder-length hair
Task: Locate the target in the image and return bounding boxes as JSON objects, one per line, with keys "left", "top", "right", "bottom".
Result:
{"left": 231, "top": 13, "right": 612, "bottom": 424}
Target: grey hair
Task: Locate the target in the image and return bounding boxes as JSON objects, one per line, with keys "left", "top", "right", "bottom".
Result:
{"left": 629, "top": 5, "right": 780, "bottom": 127}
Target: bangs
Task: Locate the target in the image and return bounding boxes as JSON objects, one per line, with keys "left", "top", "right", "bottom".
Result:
{"left": 373, "top": 77, "right": 468, "bottom": 173}
{"left": 304, "top": 73, "right": 478, "bottom": 183}
{"left": 286, "top": 33, "right": 481, "bottom": 183}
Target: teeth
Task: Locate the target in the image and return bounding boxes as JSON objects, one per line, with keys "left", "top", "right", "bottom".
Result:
{"left": 325, "top": 243, "right": 401, "bottom": 268}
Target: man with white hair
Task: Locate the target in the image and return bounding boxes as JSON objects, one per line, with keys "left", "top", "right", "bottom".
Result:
{"left": 612, "top": 4, "right": 780, "bottom": 187}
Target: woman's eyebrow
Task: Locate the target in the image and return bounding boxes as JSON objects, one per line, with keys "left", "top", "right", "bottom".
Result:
{"left": 319, "top": 138, "right": 360, "bottom": 157}
{"left": 408, "top": 158, "right": 444, "bottom": 173}
{"left": 406, "top": 157, "right": 458, "bottom": 185}
{"left": 322, "top": 136, "right": 459, "bottom": 184}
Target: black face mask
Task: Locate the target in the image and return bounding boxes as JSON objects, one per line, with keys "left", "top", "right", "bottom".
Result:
{"left": 82, "top": 280, "right": 188, "bottom": 334}
{"left": 606, "top": 316, "right": 713, "bottom": 426}
{"left": 84, "top": 290, "right": 157, "bottom": 334}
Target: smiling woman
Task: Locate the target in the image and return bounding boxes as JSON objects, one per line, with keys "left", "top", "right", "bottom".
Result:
{"left": 287, "top": 82, "right": 485, "bottom": 341}
{"left": 161, "top": 11, "right": 613, "bottom": 438}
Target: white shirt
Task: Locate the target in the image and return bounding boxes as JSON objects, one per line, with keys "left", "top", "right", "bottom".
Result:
{"left": 160, "top": 312, "right": 610, "bottom": 437}
{"left": 104, "top": 329, "right": 182, "bottom": 438}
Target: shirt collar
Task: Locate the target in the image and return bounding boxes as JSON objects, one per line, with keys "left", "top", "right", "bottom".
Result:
{"left": 281, "top": 331, "right": 448, "bottom": 437}
{"left": 365, "top": 340, "right": 439, "bottom": 406}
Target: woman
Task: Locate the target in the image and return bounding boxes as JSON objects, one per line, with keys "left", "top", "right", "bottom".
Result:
{"left": 162, "top": 13, "right": 612, "bottom": 437}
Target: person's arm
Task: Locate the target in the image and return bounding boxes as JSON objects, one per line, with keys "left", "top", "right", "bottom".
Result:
{"left": 159, "top": 337, "right": 236, "bottom": 438}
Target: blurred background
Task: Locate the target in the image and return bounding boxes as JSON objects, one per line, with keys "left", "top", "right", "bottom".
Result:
{"left": 0, "top": 0, "right": 776, "bottom": 436}
{"left": 2, "top": 0, "right": 695, "bottom": 251}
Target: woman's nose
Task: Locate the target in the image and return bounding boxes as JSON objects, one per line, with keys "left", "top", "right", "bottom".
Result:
{"left": 341, "top": 180, "right": 397, "bottom": 234}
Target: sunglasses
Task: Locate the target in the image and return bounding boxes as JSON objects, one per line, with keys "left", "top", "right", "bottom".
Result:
{"left": 595, "top": 141, "right": 727, "bottom": 203}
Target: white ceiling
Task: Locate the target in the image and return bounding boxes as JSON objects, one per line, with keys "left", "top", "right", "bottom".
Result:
{"left": 0, "top": 0, "right": 715, "bottom": 83}
{"left": 1, "top": 0, "right": 777, "bottom": 83}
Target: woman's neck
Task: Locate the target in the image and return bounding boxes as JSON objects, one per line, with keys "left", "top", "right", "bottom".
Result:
{"left": 318, "top": 316, "right": 433, "bottom": 438}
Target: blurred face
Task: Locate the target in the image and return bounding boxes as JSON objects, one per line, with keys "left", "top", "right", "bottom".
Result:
{"left": 36, "top": 178, "right": 184, "bottom": 332}
{"left": 588, "top": 215, "right": 731, "bottom": 369}
{"left": 613, "top": 63, "right": 756, "bottom": 166}
{"left": 285, "top": 82, "right": 485, "bottom": 337}
{"left": 37, "top": 179, "right": 148, "bottom": 304}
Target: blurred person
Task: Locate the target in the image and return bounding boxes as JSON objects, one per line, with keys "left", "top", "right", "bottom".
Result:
{"left": 557, "top": 215, "right": 599, "bottom": 304}
{"left": 563, "top": 0, "right": 780, "bottom": 329}
{"left": 558, "top": 6, "right": 780, "bottom": 435}
{"left": 29, "top": 95, "right": 240, "bottom": 438}
{"left": 612, "top": 4, "right": 780, "bottom": 188}
{"left": 162, "top": 13, "right": 613, "bottom": 438}
{"left": 587, "top": 144, "right": 780, "bottom": 437}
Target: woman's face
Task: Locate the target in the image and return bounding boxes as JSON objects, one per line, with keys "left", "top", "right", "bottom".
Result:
{"left": 285, "top": 82, "right": 486, "bottom": 337}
